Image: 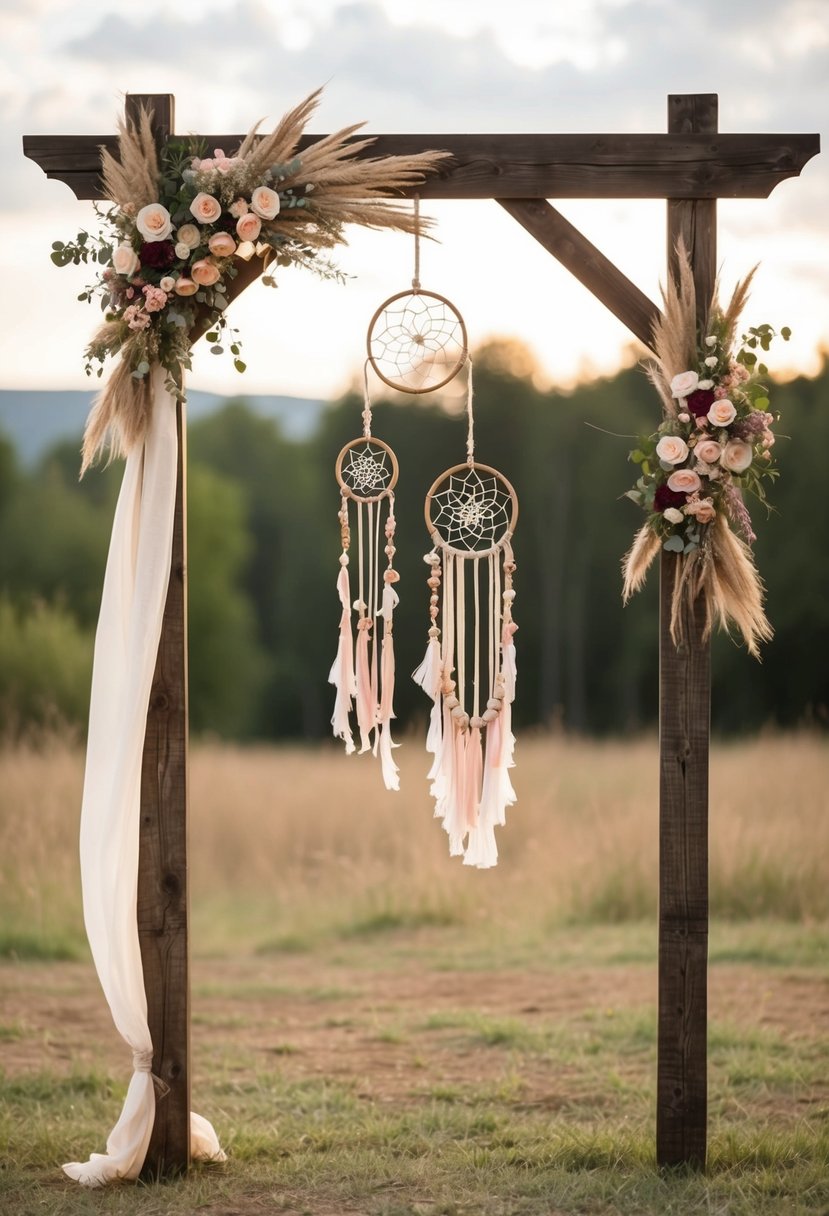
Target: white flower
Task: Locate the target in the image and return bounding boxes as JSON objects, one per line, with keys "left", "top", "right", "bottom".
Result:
{"left": 663, "top": 507, "right": 684, "bottom": 524}
{"left": 135, "top": 203, "right": 173, "bottom": 242}
{"left": 670, "top": 370, "right": 699, "bottom": 398}
{"left": 176, "top": 223, "right": 201, "bottom": 249}
{"left": 705, "top": 336, "right": 717, "bottom": 347}
{"left": 656, "top": 435, "right": 689, "bottom": 465}
{"left": 250, "top": 185, "right": 280, "bottom": 220}
{"left": 159, "top": 276, "right": 176, "bottom": 292}
{"left": 174, "top": 242, "right": 191, "bottom": 260}
{"left": 698, "top": 379, "right": 714, "bottom": 390}
{"left": 704, "top": 356, "right": 718, "bottom": 368}
{"left": 112, "top": 243, "right": 139, "bottom": 276}
{"left": 678, "top": 412, "right": 690, "bottom": 423}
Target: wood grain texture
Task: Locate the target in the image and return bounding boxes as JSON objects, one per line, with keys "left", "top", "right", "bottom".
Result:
{"left": 132, "top": 93, "right": 191, "bottom": 1181}
{"left": 138, "top": 393, "right": 190, "bottom": 1178}
{"left": 656, "top": 93, "right": 716, "bottom": 1171}
{"left": 22, "top": 131, "right": 819, "bottom": 202}
{"left": 497, "top": 198, "right": 661, "bottom": 350}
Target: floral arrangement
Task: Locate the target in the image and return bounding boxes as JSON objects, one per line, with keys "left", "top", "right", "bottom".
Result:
{"left": 53, "top": 89, "right": 448, "bottom": 471}
{"left": 622, "top": 249, "right": 789, "bottom": 656}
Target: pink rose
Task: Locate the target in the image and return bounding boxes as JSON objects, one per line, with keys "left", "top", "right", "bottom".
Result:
{"left": 721, "top": 440, "right": 753, "bottom": 473}
{"left": 694, "top": 439, "right": 722, "bottom": 465}
{"left": 112, "top": 243, "right": 139, "bottom": 276}
{"left": 655, "top": 435, "right": 689, "bottom": 465}
{"left": 236, "top": 212, "right": 262, "bottom": 242}
{"left": 174, "top": 277, "right": 198, "bottom": 296}
{"left": 250, "top": 185, "right": 280, "bottom": 220}
{"left": 191, "top": 258, "right": 221, "bottom": 286}
{"left": 707, "top": 399, "right": 737, "bottom": 427}
{"left": 670, "top": 370, "right": 699, "bottom": 398}
{"left": 667, "top": 469, "right": 702, "bottom": 494}
{"left": 135, "top": 203, "right": 173, "bottom": 242}
{"left": 686, "top": 498, "right": 716, "bottom": 523}
{"left": 229, "top": 197, "right": 249, "bottom": 218}
{"left": 208, "top": 231, "right": 237, "bottom": 257}
{"left": 189, "top": 192, "right": 222, "bottom": 224}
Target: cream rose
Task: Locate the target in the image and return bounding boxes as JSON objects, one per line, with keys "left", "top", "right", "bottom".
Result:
{"left": 174, "top": 277, "right": 198, "bottom": 296}
{"left": 721, "top": 439, "right": 753, "bottom": 473}
{"left": 667, "top": 468, "right": 702, "bottom": 494}
{"left": 112, "top": 243, "right": 139, "bottom": 276}
{"left": 670, "top": 370, "right": 699, "bottom": 398}
{"left": 159, "top": 276, "right": 176, "bottom": 292}
{"left": 694, "top": 439, "right": 722, "bottom": 465}
{"left": 236, "top": 212, "right": 262, "bottom": 242}
{"left": 208, "top": 232, "right": 237, "bottom": 257}
{"left": 135, "top": 203, "right": 173, "bottom": 242}
{"left": 191, "top": 258, "right": 221, "bottom": 286}
{"left": 663, "top": 507, "right": 685, "bottom": 525}
{"left": 229, "top": 198, "right": 249, "bottom": 219}
{"left": 250, "top": 185, "right": 280, "bottom": 220}
{"left": 655, "top": 434, "right": 689, "bottom": 465}
{"left": 174, "top": 242, "right": 191, "bottom": 260}
{"left": 189, "top": 193, "right": 222, "bottom": 224}
{"left": 707, "top": 399, "right": 737, "bottom": 427}
{"left": 176, "top": 223, "right": 201, "bottom": 249}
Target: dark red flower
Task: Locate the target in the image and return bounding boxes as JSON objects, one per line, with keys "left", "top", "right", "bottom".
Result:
{"left": 140, "top": 240, "right": 176, "bottom": 270}
{"left": 654, "top": 483, "right": 687, "bottom": 510}
{"left": 686, "top": 388, "right": 715, "bottom": 417}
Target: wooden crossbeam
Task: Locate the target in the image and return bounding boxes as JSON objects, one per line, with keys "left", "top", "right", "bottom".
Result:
{"left": 24, "top": 129, "right": 818, "bottom": 202}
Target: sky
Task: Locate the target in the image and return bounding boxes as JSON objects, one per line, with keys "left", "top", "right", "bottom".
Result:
{"left": 2, "top": 0, "right": 827, "bottom": 401}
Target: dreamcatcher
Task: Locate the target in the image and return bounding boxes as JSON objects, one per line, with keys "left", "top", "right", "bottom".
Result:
{"left": 388, "top": 209, "right": 518, "bottom": 869}
{"left": 330, "top": 407, "right": 401, "bottom": 790}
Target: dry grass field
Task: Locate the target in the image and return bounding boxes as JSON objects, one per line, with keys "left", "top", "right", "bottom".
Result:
{"left": 1, "top": 732, "right": 827, "bottom": 1214}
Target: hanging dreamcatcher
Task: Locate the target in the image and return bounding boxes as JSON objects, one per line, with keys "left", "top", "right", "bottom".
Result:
{"left": 390, "top": 205, "right": 519, "bottom": 868}
{"left": 329, "top": 400, "right": 401, "bottom": 790}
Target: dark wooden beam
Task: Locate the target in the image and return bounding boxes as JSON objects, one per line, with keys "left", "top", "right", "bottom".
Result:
{"left": 23, "top": 130, "right": 818, "bottom": 202}
{"left": 132, "top": 93, "right": 192, "bottom": 1181}
{"left": 498, "top": 198, "right": 661, "bottom": 351}
{"left": 657, "top": 92, "right": 715, "bottom": 1172}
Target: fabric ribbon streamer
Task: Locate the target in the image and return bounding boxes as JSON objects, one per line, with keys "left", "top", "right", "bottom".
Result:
{"left": 63, "top": 368, "right": 224, "bottom": 1187}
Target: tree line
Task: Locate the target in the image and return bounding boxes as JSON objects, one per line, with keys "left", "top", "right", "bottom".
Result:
{"left": 1, "top": 341, "right": 826, "bottom": 739}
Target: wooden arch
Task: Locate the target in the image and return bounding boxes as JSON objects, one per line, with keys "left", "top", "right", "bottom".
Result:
{"left": 24, "top": 93, "right": 819, "bottom": 1177}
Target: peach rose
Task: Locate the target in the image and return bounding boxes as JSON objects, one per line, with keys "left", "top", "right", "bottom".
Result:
{"left": 112, "top": 243, "right": 139, "bottom": 276}
{"left": 189, "top": 193, "right": 222, "bottom": 224}
{"left": 250, "top": 185, "right": 280, "bottom": 220}
{"left": 721, "top": 440, "right": 753, "bottom": 473}
{"left": 686, "top": 498, "right": 716, "bottom": 523}
{"left": 707, "top": 399, "right": 737, "bottom": 427}
{"left": 191, "top": 258, "right": 221, "bottom": 286}
{"left": 694, "top": 439, "right": 722, "bottom": 465}
{"left": 667, "top": 468, "right": 702, "bottom": 494}
{"left": 174, "top": 277, "right": 198, "bottom": 296}
{"left": 136, "top": 203, "right": 172, "bottom": 242}
{"left": 236, "top": 212, "right": 262, "bottom": 242}
{"left": 670, "top": 370, "right": 699, "bottom": 398}
{"left": 208, "top": 231, "right": 237, "bottom": 257}
{"left": 656, "top": 435, "right": 689, "bottom": 465}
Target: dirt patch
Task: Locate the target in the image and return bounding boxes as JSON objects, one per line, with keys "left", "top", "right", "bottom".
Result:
{"left": 2, "top": 948, "right": 827, "bottom": 1113}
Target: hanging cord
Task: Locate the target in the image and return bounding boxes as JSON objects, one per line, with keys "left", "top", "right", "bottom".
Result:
{"left": 412, "top": 193, "right": 421, "bottom": 292}
{"left": 362, "top": 358, "right": 373, "bottom": 438}
{"left": 466, "top": 358, "right": 475, "bottom": 466}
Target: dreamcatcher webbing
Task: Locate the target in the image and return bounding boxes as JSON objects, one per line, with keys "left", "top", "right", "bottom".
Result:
{"left": 329, "top": 407, "right": 401, "bottom": 790}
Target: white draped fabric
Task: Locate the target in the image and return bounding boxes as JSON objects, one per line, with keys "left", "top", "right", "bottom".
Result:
{"left": 63, "top": 371, "right": 224, "bottom": 1186}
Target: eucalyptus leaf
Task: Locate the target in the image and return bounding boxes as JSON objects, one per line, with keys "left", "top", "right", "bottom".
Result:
{"left": 663, "top": 535, "right": 685, "bottom": 553}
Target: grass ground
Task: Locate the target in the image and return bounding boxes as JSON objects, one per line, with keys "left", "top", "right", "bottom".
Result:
{"left": 0, "top": 734, "right": 827, "bottom": 1213}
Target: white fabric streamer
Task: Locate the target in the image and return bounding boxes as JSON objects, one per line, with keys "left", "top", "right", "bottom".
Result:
{"left": 63, "top": 369, "right": 224, "bottom": 1187}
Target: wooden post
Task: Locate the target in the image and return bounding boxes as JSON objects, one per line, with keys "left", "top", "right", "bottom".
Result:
{"left": 656, "top": 93, "right": 717, "bottom": 1170}
{"left": 130, "top": 94, "right": 192, "bottom": 1179}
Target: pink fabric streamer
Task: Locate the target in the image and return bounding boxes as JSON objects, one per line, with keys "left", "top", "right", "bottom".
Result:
{"left": 377, "top": 585, "right": 400, "bottom": 791}
{"left": 328, "top": 564, "right": 356, "bottom": 754}
{"left": 355, "top": 618, "right": 374, "bottom": 753}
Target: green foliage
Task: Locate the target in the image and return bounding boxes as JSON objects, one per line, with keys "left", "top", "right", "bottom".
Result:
{"left": 0, "top": 595, "right": 93, "bottom": 736}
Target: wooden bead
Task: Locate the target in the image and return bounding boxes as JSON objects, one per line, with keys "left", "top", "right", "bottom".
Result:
{"left": 503, "top": 589, "right": 516, "bottom": 602}
{"left": 442, "top": 679, "right": 456, "bottom": 694}
{"left": 493, "top": 684, "right": 506, "bottom": 699}
{"left": 482, "top": 707, "right": 499, "bottom": 722}
{"left": 444, "top": 695, "right": 459, "bottom": 710}
{"left": 384, "top": 568, "right": 400, "bottom": 583}
{"left": 427, "top": 576, "right": 441, "bottom": 589}
{"left": 486, "top": 697, "right": 500, "bottom": 710}
{"left": 339, "top": 554, "right": 349, "bottom": 566}
{"left": 470, "top": 716, "right": 483, "bottom": 729}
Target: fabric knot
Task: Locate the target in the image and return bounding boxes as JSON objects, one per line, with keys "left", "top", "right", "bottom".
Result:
{"left": 132, "top": 1049, "right": 154, "bottom": 1073}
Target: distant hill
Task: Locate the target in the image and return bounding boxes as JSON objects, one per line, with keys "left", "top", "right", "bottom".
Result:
{"left": 0, "top": 388, "right": 327, "bottom": 465}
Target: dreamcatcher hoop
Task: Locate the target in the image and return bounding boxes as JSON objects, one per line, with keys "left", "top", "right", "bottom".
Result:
{"left": 336, "top": 436, "right": 399, "bottom": 503}
{"left": 425, "top": 462, "right": 519, "bottom": 558}
{"left": 366, "top": 288, "right": 469, "bottom": 394}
